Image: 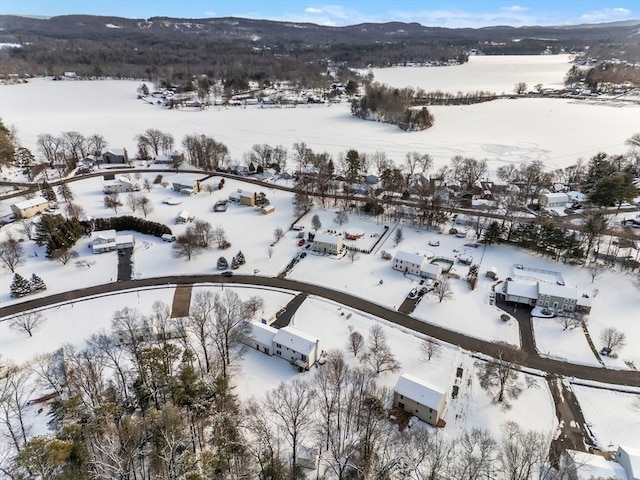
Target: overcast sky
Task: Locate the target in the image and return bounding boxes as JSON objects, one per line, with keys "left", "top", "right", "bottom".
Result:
{"left": 1, "top": 0, "right": 639, "bottom": 28}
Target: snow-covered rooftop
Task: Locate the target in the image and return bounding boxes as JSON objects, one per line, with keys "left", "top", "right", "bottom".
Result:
{"left": 394, "top": 250, "right": 428, "bottom": 265}
{"left": 394, "top": 373, "right": 446, "bottom": 411}
{"left": 566, "top": 450, "right": 628, "bottom": 480}
{"left": 538, "top": 282, "right": 578, "bottom": 300}
{"left": 313, "top": 232, "right": 341, "bottom": 245}
{"left": 91, "top": 229, "right": 117, "bottom": 242}
{"left": 273, "top": 325, "right": 318, "bottom": 355}
{"left": 504, "top": 280, "right": 538, "bottom": 299}
{"left": 12, "top": 196, "right": 48, "bottom": 210}
{"left": 248, "top": 321, "right": 278, "bottom": 347}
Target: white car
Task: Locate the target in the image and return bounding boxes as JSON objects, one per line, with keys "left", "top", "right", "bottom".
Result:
{"left": 429, "top": 240, "right": 440, "bottom": 247}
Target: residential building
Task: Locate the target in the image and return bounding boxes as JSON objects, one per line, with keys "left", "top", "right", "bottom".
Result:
{"left": 153, "top": 151, "right": 184, "bottom": 165}
{"left": 247, "top": 321, "right": 278, "bottom": 355}
{"left": 103, "top": 177, "right": 139, "bottom": 193}
{"left": 91, "top": 230, "right": 135, "bottom": 253}
{"left": 101, "top": 147, "right": 129, "bottom": 164}
{"left": 10, "top": 197, "right": 49, "bottom": 218}
{"left": 176, "top": 211, "right": 192, "bottom": 224}
{"left": 539, "top": 192, "right": 569, "bottom": 208}
{"left": 393, "top": 373, "right": 448, "bottom": 427}
{"left": 229, "top": 189, "right": 257, "bottom": 206}
{"left": 420, "top": 263, "right": 443, "bottom": 280}
{"left": 393, "top": 251, "right": 429, "bottom": 275}
{"left": 312, "top": 232, "right": 343, "bottom": 255}
{"left": 537, "top": 282, "right": 578, "bottom": 312}
{"left": 272, "top": 326, "right": 321, "bottom": 370}
{"left": 616, "top": 446, "right": 640, "bottom": 480}
{"left": 164, "top": 174, "right": 201, "bottom": 194}
{"left": 501, "top": 279, "right": 591, "bottom": 314}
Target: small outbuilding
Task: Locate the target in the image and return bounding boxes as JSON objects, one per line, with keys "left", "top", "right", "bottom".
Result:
{"left": 261, "top": 204, "right": 275, "bottom": 215}
{"left": 539, "top": 192, "right": 569, "bottom": 208}
{"left": 175, "top": 210, "right": 192, "bottom": 224}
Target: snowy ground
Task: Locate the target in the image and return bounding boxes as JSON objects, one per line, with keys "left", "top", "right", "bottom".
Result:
{"left": 572, "top": 383, "right": 640, "bottom": 451}
{"left": 1, "top": 61, "right": 638, "bottom": 177}
{"left": 371, "top": 54, "right": 573, "bottom": 94}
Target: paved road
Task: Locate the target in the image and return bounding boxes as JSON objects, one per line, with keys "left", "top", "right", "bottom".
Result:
{"left": 1, "top": 274, "right": 639, "bottom": 387}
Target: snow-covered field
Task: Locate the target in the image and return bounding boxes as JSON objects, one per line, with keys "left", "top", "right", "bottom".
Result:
{"left": 1, "top": 58, "right": 638, "bottom": 175}
{"left": 371, "top": 54, "right": 573, "bottom": 94}
{"left": 572, "top": 383, "right": 640, "bottom": 451}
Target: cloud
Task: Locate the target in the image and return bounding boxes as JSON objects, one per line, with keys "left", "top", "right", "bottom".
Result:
{"left": 388, "top": 8, "right": 539, "bottom": 28}
{"left": 502, "top": 5, "right": 529, "bottom": 13}
{"left": 579, "top": 7, "right": 632, "bottom": 23}
{"left": 304, "top": 7, "right": 323, "bottom": 14}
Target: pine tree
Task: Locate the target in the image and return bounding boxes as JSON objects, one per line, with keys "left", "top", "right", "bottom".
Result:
{"left": 30, "top": 273, "right": 46, "bottom": 292}
{"left": 10, "top": 273, "right": 32, "bottom": 298}
{"left": 231, "top": 255, "right": 240, "bottom": 270}
{"left": 217, "top": 256, "right": 228, "bottom": 270}
{"left": 236, "top": 250, "right": 246, "bottom": 265}
{"left": 40, "top": 182, "right": 57, "bottom": 202}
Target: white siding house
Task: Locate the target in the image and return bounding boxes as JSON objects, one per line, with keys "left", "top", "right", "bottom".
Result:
{"left": 312, "top": 232, "right": 343, "bottom": 255}
{"left": 393, "top": 251, "right": 428, "bottom": 275}
{"left": 248, "top": 321, "right": 278, "bottom": 355}
{"left": 616, "top": 446, "right": 640, "bottom": 480}
{"left": 393, "top": 373, "right": 448, "bottom": 427}
{"left": 539, "top": 192, "right": 569, "bottom": 208}
{"left": 11, "top": 197, "right": 49, "bottom": 218}
{"left": 91, "top": 230, "right": 117, "bottom": 253}
{"left": 103, "top": 177, "right": 139, "bottom": 193}
{"left": 420, "top": 263, "right": 443, "bottom": 280}
{"left": 272, "top": 326, "right": 320, "bottom": 370}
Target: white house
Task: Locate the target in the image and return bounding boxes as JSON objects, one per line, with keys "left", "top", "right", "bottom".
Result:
{"left": 91, "top": 230, "right": 117, "bottom": 253}
{"left": 312, "top": 232, "right": 343, "bottom": 255}
{"left": 103, "top": 177, "right": 139, "bottom": 194}
{"left": 91, "top": 230, "right": 134, "bottom": 253}
{"left": 393, "top": 373, "right": 448, "bottom": 427}
{"left": 393, "top": 251, "right": 428, "bottom": 276}
{"left": 247, "top": 322, "right": 278, "bottom": 355}
{"left": 502, "top": 279, "right": 591, "bottom": 314}
{"left": 420, "top": 263, "right": 443, "bottom": 280}
{"left": 539, "top": 192, "right": 569, "bottom": 208}
{"left": 10, "top": 197, "right": 49, "bottom": 218}
{"left": 616, "top": 446, "right": 640, "bottom": 480}
{"left": 564, "top": 450, "right": 628, "bottom": 480}
{"left": 272, "top": 326, "right": 321, "bottom": 370}
{"left": 228, "top": 189, "right": 257, "bottom": 206}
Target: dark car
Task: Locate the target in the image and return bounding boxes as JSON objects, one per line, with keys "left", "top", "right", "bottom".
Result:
{"left": 221, "top": 271, "right": 233, "bottom": 277}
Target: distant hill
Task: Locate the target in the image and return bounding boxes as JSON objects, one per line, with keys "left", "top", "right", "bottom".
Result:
{"left": 0, "top": 14, "right": 637, "bottom": 82}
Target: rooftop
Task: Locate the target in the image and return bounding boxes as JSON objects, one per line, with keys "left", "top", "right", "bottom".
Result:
{"left": 394, "top": 373, "right": 446, "bottom": 411}
{"left": 273, "top": 325, "right": 318, "bottom": 355}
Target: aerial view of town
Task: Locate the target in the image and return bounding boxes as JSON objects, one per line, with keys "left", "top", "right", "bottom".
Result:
{"left": 0, "top": 0, "right": 639, "bottom": 478}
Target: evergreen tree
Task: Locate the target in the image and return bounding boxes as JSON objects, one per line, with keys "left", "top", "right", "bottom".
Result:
{"left": 40, "top": 182, "right": 57, "bottom": 202}
{"left": 57, "top": 183, "right": 74, "bottom": 203}
{"left": 236, "top": 250, "right": 246, "bottom": 265}
{"left": 30, "top": 273, "right": 47, "bottom": 292}
{"left": 482, "top": 221, "right": 503, "bottom": 245}
{"left": 231, "top": 255, "right": 240, "bottom": 270}
{"left": 10, "top": 273, "right": 32, "bottom": 298}
{"left": 217, "top": 256, "right": 228, "bottom": 270}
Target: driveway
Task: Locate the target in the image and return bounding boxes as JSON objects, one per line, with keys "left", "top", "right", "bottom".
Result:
{"left": 116, "top": 248, "right": 133, "bottom": 282}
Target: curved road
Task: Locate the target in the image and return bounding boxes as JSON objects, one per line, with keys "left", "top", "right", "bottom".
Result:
{"left": 1, "top": 274, "right": 639, "bottom": 387}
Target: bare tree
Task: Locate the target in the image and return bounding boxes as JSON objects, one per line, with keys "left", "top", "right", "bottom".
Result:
{"left": 334, "top": 210, "right": 348, "bottom": 226}
{"left": 498, "top": 422, "right": 551, "bottom": 480}
{"left": 0, "top": 363, "right": 34, "bottom": 453}
{"left": 514, "top": 82, "right": 528, "bottom": 94}
{"left": 267, "top": 246, "right": 274, "bottom": 258}
{"left": 403, "top": 428, "right": 454, "bottom": 480}
{"left": 451, "top": 428, "right": 498, "bottom": 480}
{"left": 136, "top": 195, "right": 153, "bottom": 218}
{"left": 346, "top": 327, "right": 364, "bottom": 357}
{"left": 434, "top": 277, "right": 453, "bottom": 303}
{"left": 10, "top": 312, "right": 45, "bottom": 337}
{"left": 188, "top": 220, "right": 214, "bottom": 248}
{"left": 600, "top": 327, "right": 626, "bottom": 355}
{"left": 0, "top": 234, "right": 24, "bottom": 273}
{"left": 172, "top": 231, "right": 202, "bottom": 260}
{"left": 51, "top": 247, "right": 79, "bottom": 265}
{"left": 205, "top": 225, "right": 225, "bottom": 249}
{"left": 136, "top": 128, "right": 174, "bottom": 158}
{"left": 103, "top": 193, "right": 121, "bottom": 213}
{"left": 273, "top": 226, "right": 284, "bottom": 243}
{"left": 360, "top": 324, "right": 401, "bottom": 374}
{"left": 87, "top": 332, "right": 131, "bottom": 402}
{"left": 419, "top": 337, "right": 442, "bottom": 361}
{"left": 188, "top": 290, "right": 216, "bottom": 375}
{"left": 265, "top": 379, "right": 314, "bottom": 471}
{"left": 142, "top": 178, "right": 152, "bottom": 192}
{"left": 87, "top": 133, "right": 107, "bottom": 156}
{"left": 347, "top": 249, "right": 359, "bottom": 263}
{"left": 126, "top": 193, "right": 138, "bottom": 213}
{"left": 19, "top": 219, "right": 34, "bottom": 240}
{"left": 586, "top": 262, "right": 606, "bottom": 283}
{"left": 65, "top": 202, "right": 85, "bottom": 219}
{"left": 212, "top": 289, "right": 255, "bottom": 378}
{"left": 477, "top": 343, "right": 522, "bottom": 405}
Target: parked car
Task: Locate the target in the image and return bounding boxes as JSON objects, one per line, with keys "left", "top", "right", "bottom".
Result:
{"left": 221, "top": 271, "right": 233, "bottom": 277}
{"left": 408, "top": 288, "right": 418, "bottom": 299}
{"left": 298, "top": 239, "right": 305, "bottom": 246}
{"left": 429, "top": 240, "right": 440, "bottom": 247}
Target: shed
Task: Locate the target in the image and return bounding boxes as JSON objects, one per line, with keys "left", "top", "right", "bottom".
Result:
{"left": 261, "top": 204, "right": 275, "bottom": 215}
{"left": 176, "top": 211, "right": 191, "bottom": 224}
